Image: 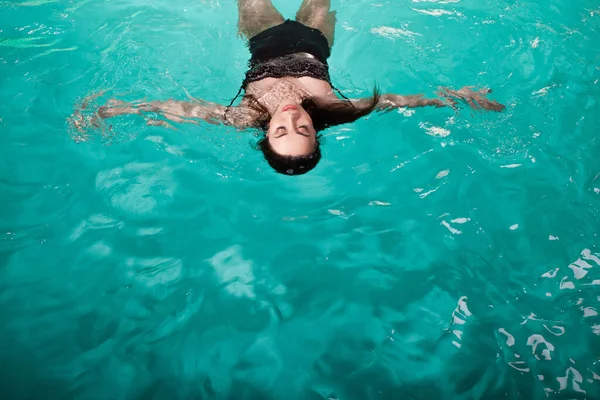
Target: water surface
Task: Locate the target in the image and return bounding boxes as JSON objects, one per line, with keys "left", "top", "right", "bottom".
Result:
{"left": 1, "top": 0, "right": 599, "bottom": 399}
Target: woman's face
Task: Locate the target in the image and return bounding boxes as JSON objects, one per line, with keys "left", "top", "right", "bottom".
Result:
{"left": 267, "top": 101, "right": 317, "bottom": 156}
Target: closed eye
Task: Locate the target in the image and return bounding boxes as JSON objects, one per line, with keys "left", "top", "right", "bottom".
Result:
{"left": 274, "top": 127, "right": 287, "bottom": 138}
{"left": 296, "top": 125, "right": 311, "bottom": 136}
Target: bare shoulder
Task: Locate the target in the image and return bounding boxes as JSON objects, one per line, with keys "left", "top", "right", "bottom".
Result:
{"left": 297, "top": 76, "right": 335, "bottom": 97}
{"left": 224, "top": 104, "right": 262, "bottom": 129}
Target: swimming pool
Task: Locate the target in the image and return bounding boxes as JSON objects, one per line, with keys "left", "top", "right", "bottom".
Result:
{"left": 1, "top": 0, "right": 599, "bottom": 398}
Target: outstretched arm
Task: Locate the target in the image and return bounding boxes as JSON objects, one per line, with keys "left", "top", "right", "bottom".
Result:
{"left": 378, "top": 93, "right": 446, "bottom": 109}
{"left": 71, "top": 95, "right": 255, "bottom": 132}
{"left": 98, "top": 99, "right": 228, "bottom": 126}
{"left": 354, "top": 86, "right": 506, "bottom": 113}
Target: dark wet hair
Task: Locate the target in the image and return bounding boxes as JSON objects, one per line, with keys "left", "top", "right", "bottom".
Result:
{"left": 245, "top": 89, "right": 381, "bottom": 176}
{"left": 300, "top": 88, "right": 381, "bottom": 132}
{"left": 257, "top": 136, "right": 322, "bottom": 175}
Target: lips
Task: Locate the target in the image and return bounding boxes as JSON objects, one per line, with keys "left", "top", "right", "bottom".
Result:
{"left": 281, "top": 105, "right": 298, "bottom": 112}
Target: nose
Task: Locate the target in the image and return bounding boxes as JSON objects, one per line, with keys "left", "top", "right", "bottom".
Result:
{"left": 287, "top": 112, "right": 300, "bottom": 123}
{"left": 286, "top": 112, "right": 300, "bottom": 125}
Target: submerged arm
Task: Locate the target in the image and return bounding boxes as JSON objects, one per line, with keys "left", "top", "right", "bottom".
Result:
{"left": 378, "top": 94, "right": 446, "bottom": 109}
{"left": 71, "top": 96, "right": 255, "bottom": 132}
{"left": 99, "top": 99, "right": 228, "bottom": 126}
{"left": 354, "top": 86, "right": 506, "bottom": 113}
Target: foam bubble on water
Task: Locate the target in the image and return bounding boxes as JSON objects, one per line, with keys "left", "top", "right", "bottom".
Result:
{"left": 411, "top": 8, "right": 455, "bottom": 16}
{"left": 136, "top": 227, "right": 163, "bottom": 236}
{"left": 371, "top": 26, "right": 422, "bottom": 40}
{"left": 556, "top": 367, "right": 586, "bottom": 393}
{"left": 527, "top": 334, "right": 555, "bottom": 360}
{"left": 341, "top": 22, "right": 358, "bottom": 32}
{"left": 498, "top": 328, "right": 515, "bottom": 346}
{"left": 501, "top": 164, "right": 522, "bottom": 169}
{"left": 560, "top": 276, "right": 575, "bottom": 290}
{"left": 543, "top": 324, "right": 565, "bottom": 336}
{"left": 436, "top": 169, "right": 450, "bottom": 179}
{"left": 510, "top": 224, "right": 519, "bottom": 230}
{"left": 569, "top": 258, "right": 592, "bottom": 279}
{"left": 452, "top": 296, "right": 472, "bottom": 324}
{"left": 532, "top": 84, "right": 557, "bottom": 97}
{"left": 398, "top": 108, "right": 416, "bottom": 117}
{"left": 328, "top": 209, "right": 351, "bottom": 219}
{"left": 419, "top": 188, "right": 439, "bottom": 198}
{"left": 542, "top": 268, "right": 559, "bottom": 278}
{"left": 582, "top": 307, "right": 598, "bottom": 318}
{"left": 508, "top": 361, "right": 530, "bottom": 373}
{"left": 451, "top": 218, "right": 470, "bottom": 224}
{"left": 531, "top": 37, "right": 540, "bottom": 48}
{"left": 582, "top": 248, "right": 600, "bottom": 265}
{"left": 369, "top": 200, "right": 391, "bottom": 207}
{"left": 419, "top": 122, "right": 451, "bottom": 137}
{"left": 441, "top": 221, "right": 461, "bottom": 235}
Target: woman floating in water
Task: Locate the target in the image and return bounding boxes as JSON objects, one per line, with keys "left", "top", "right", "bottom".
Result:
{"left": 73, "top": 0, "right": 505, "bottom": 175}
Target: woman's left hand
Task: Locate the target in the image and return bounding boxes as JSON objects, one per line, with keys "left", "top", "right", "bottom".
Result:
{"left": 438, "top": 86, "right": 506, "bottom": 112}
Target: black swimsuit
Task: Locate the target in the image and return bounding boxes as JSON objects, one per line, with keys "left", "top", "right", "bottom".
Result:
{"left": 228, "top": 20, "right": 336, "bottom": 107}
{"left": 244, "top": 19, "right": 332, "bottom": 86}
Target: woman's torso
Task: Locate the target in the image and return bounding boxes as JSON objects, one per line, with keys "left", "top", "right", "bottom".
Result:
{"left": 246, "top": 76, "right": 335, "bottom": 101}
{"left": 242, "top": 53, "right": 338, "bottom": 109}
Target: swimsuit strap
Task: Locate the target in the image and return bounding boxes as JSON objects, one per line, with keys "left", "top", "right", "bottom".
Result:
{"left": 225, "top": 86, "right": 244, "bottom": 121}
{"left": 333, "top": 86, "right": 351, "bottom": 102}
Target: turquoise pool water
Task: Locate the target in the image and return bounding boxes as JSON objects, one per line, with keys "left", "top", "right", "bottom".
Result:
{"left": 1, "top": 0, "right": 599, "bottom": 398}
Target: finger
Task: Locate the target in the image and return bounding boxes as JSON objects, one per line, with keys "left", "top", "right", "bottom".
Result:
{"left": 478, "top": 98, "right": 505, "bottom": 112}
{"left": 70, "top": 113, "right": 86, "bottom": 132}
{"left": 466, "top": 97, "right": 481, "bottom": 110}
{"left": 107, "top": 99, "right": 126, "bottom": 107}
{"left": 443, "top": 89, "right": 460, "bottom": 98}
{"left": 80, "top": 90, "right": 107, "bottom": 110}
{"left": 90, "top": 114, "right": 102, "bottom": 128}
{"left": 491, "top": 101, "right": 506, "bottom": 112}
{"left": 132, "top": 97, "right": 148, "bottom": 105}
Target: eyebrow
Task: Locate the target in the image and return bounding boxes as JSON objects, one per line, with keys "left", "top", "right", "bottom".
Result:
{"left": 274, "top": 129, "right": 311, "bottom": 138}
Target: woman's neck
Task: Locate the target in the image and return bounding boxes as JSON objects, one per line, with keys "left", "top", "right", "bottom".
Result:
{"left": 251, "top": 80, "right": 312, "bottom": 115}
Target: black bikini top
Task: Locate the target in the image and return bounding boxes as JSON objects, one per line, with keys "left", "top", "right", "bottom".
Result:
{"left": 243, "top": 53, "right": 331, "bottom": 88}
